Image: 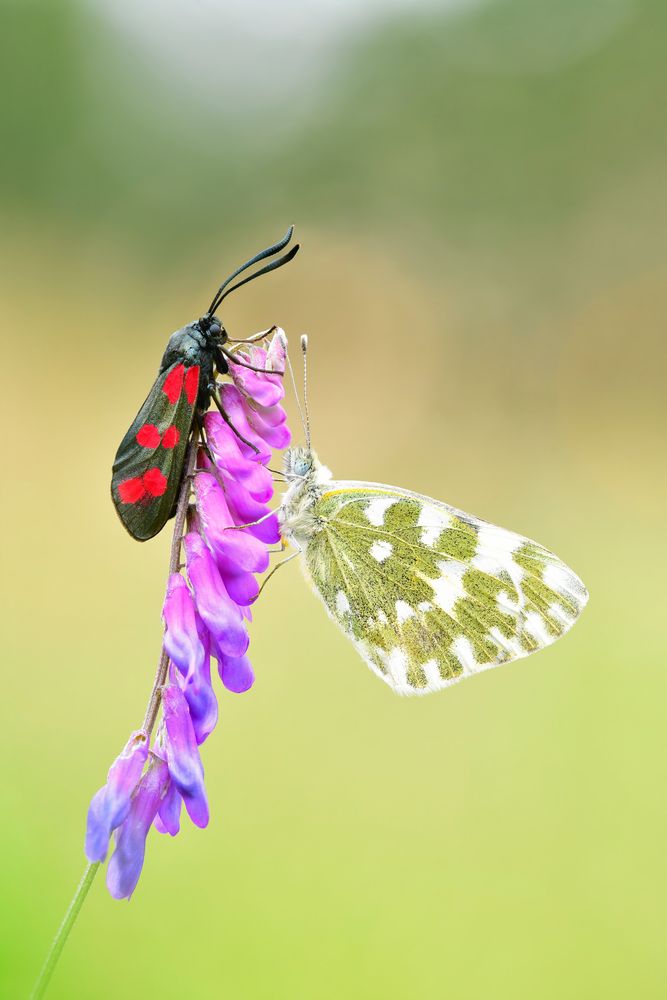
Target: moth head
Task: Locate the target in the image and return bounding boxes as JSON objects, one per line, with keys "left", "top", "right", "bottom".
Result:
{"left": 199, "top": 314, "right": 228, "bottom": 347}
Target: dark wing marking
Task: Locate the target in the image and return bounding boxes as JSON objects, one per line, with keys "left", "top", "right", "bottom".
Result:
{"left": 111, "top": 363, "right": 200, "bottom": 540}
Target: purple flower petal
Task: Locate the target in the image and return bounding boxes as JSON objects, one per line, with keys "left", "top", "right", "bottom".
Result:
{"left": 218, "top": 563, "right": 260, "bottom": 606}
{"left": 219, "top": 384, "right": 272, "bottom": 466}
{"left": 106, "top": 756, "right": 169, "bottom": 899}
{"left": 154, "top": 780, "right": 182, "bottom": 836}
{"left": 163, "top": 684, "right": 209, "bottom": 828}
{"left": 248, "top": 399, "right": 288, "bottom": 428}
{"left": 162, "top": 573, "right": 205, "bottom": 684}
{"left": 216, "top": 650, "right": 255, "bottom": 693}
{"left": 222, "top": 475, "right": 281, "bottom": 544}
{"left": 85, "top": 730, "right": 149, "bottom": 863}
{"left": 245, "top": 402, "right": 292, "bottom": 449}
{"left": 195, "top": 473, "right": 270, "bottom": 573}
{"left": 183, "top": 622, "right": 218, "bottom": 745}
{"left": 203, "top": 413, "right": 273, "bottom": 496}
{"left": 266, "top": 329, "right": 287, "bottom": 382}
{"left": 227, "top": 353, "right": 285, "bottom": 407}
{"left": 184, "top": 532, "right": 249, "bottom": 657}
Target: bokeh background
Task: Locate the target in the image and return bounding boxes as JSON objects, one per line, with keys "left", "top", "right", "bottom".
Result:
{"left": 1, "top": 0, "right": 665, "bottom": 997}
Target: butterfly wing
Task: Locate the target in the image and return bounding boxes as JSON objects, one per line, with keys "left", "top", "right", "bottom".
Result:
{"left": 302, "top": 482, "right": 588, "bottom": 695}
{"left": 111, "top": 362, "right": 201, "bottom": 541}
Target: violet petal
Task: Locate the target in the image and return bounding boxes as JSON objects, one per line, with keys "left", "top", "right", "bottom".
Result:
{"left": 154, "top": 780, "right": 182, "bottom": 836}
{"left": 106, "top": 757, "right": 169, "bottom": 899}
{"left": 162, "top": 573, "right": 205, "bottom": 684}
{"left": 163, "top": 684, "right": 209, "bottom": 828}
{"left": 85, "top": 731, "right": 149, "bottom": 863}
{"left": 184, "top": 532, "right": 249, "bottom": 657}
{"left": 217, "top": 650, "right": 255, "bottom": 694}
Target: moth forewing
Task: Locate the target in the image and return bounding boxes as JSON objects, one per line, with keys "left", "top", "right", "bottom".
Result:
{"left": 111, "top": 362, "right": 201, "bottom": 541}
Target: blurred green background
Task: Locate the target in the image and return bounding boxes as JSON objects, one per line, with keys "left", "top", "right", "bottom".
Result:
{"left": 1, "top": 0, "right": 665, "bottom": 997}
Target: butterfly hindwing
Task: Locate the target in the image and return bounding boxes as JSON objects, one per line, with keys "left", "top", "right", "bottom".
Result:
{"left": 302, "top": 482, "right": 588, "bottom": 695}
{"left": 111, "top": 362, "right": 201, "bottom": 541}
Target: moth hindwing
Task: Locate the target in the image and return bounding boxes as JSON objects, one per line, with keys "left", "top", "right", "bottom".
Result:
{"left": 282, "top": 466, "right": 588, "bottom": 695}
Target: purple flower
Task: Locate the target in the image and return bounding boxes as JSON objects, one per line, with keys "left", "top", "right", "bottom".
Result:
{"left": 162, "top": 683, "right": 209, "bottom": 828}
{"left": 179, "top": 625, "right": 218, "bottom": 746}
{"left": 162, "top": 573, "right": 206, "bottom": 684}
{"left": 216, "top": 650, "right": 255, "bottom": 694}
{"left": 184, "top": 531, "right": 249, "bottom": 658}
{"left": 106, "top": 756, "right": 170, "bottom": 899}
{"left": 154, "top": 780, "right": 182, "bottom": 837}
{"left": 85, "top": 731, "right": 149, "bottom": 863}
{"left": 88, "top": 329, "right": 291, "bottom": 898}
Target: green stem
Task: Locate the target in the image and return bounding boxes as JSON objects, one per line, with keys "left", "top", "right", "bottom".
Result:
{"left": 31, "top": 862, "right": 100, "bottom": 999}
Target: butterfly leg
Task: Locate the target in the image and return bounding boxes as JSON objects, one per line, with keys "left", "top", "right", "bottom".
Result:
{"left": 258, "top": 539, "right": 302, "bottom": 596}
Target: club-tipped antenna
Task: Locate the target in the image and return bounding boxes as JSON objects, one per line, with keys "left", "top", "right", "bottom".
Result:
{"left": 206, "top": 226, "right": 297, "bottom": 316}
{"left": 286, "top": 344, "right": 308, "bottom": 446}
{"left": 301, "top": 334, "right": 311, "bottom": 450}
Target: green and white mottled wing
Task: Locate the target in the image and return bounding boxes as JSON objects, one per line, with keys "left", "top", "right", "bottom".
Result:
{"left": 302, "top": 482, "right": 588, "bottom": 695}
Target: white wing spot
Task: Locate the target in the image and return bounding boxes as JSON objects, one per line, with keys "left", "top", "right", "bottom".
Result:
{"left": 417, "top": 601, "right": 432, "bottom": 613}
{"left": 422, "top": 659, "right": 442, "bottom": 686}
{"left": 524, "top": 612, "right": 551, "bottom": 645}
{"left": 335, "top": 591, "right": 351, "bottom": 616}
{"left": 489, "top": 627, "right": 523, "bottom": 658}
{"left": 452, "top": 636, "right": 477, "bottom": 673}
{"left": 395, "top": 600, "right": 415, "bottom": 624}
{"left": 425, "top": 561, "right": 466, "bottom": 614}
{"left": 370, "top": 539, "right": 393, "bottom": 562}
{"left": 497, "top": 589, "right": 521, "bottom": 614}
{"left": 365, "top": 497, "right": 398, "bottom": 526}
{"left": 548, "top": 601, "right": 575, "bottom": 628}
{"left": 417, "top": 505, "right": 453, "bottom": 546}
{"left": 380, "top": 647, "right": 409, "bottom": 688}
{"left": 377, "top": 609, "right": 388, "bottom": 625}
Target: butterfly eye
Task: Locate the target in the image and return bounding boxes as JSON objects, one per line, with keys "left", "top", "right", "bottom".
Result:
{"left": 209, "top": 321, "right": 221, "bottom": 336}
{"left": 294, "top": 458, "right": 311, "bottom": 476}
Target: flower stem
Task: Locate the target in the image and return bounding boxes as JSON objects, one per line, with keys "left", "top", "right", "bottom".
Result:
{"left": 141, "top": 431, "right": 199, "bottom": 737}
{"left": 31, "top": 862, "right": 100, "bottom": 999}
{"left": 32, "top": 432, "right": 200, "bottom": 997}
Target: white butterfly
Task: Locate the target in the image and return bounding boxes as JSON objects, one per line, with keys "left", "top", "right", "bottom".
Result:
{"left": 277, "top": 444, "right": 588, "bottom": 695}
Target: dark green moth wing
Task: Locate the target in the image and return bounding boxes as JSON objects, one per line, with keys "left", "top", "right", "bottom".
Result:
{"left": 111, "top": 362, "right": 201, "bottom": 541}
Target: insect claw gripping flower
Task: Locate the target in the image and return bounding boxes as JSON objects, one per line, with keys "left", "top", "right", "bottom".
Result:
{"left": 86, "top": 329, "right": 291, "bottom": 899}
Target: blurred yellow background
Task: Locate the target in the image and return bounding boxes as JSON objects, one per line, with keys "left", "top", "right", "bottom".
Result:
{"left": 1, "top": 1, "right": 665, "bottom": 997}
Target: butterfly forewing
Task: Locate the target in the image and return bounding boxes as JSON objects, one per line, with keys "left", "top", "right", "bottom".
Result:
{"left": 111, "top": 362, "right": 201, "bottom": 541}
{"left": 304, "top": 482, "right": 588, "bottom": 695}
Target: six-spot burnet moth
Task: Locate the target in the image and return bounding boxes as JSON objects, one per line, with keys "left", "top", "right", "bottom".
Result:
{"left": 111, "top": 226, "right": 299, "bottom": 541}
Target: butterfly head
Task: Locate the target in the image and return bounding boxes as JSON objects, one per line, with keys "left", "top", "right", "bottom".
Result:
{"left": 283, "top": 446, "right": 332, "bottom": 486}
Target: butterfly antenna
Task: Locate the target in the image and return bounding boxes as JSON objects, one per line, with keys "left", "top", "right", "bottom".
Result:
{"left": 286, "top": 342, "right": 308, "bottom": 444}
{"left": 301, "top": 334, "right": 312, "bottom": 450}
{"left": 206, "top": 226, "right": 298, "bottom": 316}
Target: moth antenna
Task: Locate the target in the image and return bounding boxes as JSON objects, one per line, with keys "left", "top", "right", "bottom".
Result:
{"left": 301, "top": 334, "right": 311, "bottom": 450}
{"left": 286, "top": 344, "right": 308, "bottom": 445}
{"left": 206, "top": 227, "right": 298, "bottom": 316}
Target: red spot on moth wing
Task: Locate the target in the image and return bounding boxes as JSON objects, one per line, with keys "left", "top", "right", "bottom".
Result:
{"left": 184, "top": 366, "right": 200, "bottom": 405}
{"left": 163, "top": 364, "right": 185, "bottom": 404}
{"left": 162, "top": 425, "right": 180, "bottom": 449}
{"left": 142, "top": 467, "right": 169, "bottom": 497}
{"left": 118, "top": 477, "right": 147, "bottom": 503}
{"left": 136, "top": 424, "right": 161, "bottom": 448}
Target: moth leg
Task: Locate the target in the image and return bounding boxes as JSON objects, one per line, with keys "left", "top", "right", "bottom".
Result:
{"left": 227, "top": 325, "right": 277, "bottom": 345}
{"left": 258, "top": 539, "right": 302, "bottom": 597}
{"left": 219, "top": 345, "right": 285, "bottom": 377}
{"left": 209, "top": 384, "right": 260, "bottom": 455}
